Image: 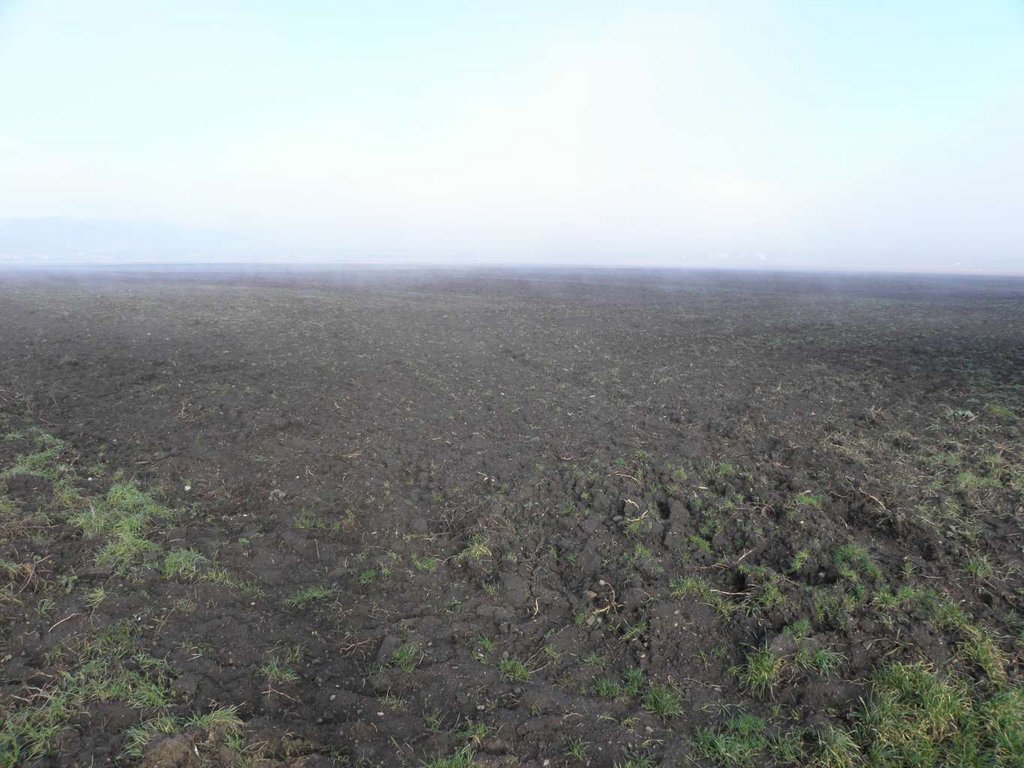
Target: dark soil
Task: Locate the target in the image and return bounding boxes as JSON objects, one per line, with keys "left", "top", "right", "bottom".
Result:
{"left": 1, "top": 268, "right": 1023, "bottom": 767}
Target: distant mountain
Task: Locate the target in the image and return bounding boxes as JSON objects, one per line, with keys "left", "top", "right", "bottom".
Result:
{"left": 0, "top": 217, "right": 266, "bottom": 263}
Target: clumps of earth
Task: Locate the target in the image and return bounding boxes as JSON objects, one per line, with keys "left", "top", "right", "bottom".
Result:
{"left": 1, "top": 270, "right": 1022, "bottom": 767}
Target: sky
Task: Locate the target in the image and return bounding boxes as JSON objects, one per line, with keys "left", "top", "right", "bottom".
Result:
{"left": 0, "top": 1, "right": 1022, "bottom": 271}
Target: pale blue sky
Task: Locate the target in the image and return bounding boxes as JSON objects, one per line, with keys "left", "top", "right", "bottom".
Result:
{"left": 1, "top": 1, "right": 1022, "bottom": 270}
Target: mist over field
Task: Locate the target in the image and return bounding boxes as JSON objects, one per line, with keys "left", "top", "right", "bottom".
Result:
{"left": 1, "top": 1, "right": 1022, "bottom": 273}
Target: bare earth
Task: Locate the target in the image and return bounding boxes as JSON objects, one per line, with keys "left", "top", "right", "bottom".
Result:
{"left": 1, "top": 269, "right": 1023, "bottom": 767}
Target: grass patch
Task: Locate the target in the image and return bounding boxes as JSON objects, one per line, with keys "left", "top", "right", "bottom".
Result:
{"left": 613, "top": 751, "right": 658, "bottom": 768}
{"left": 794, "top": 645, "right": 846, "bottom": 678}
{"left": 737, "top": 564, "right": 790, "bottom": 616}
{"left": 955, "top": 471, "right": 1001, "bottom": 492}
{"left": 593, "top": 677, "right": 621, "bottom": 698}
{"left": 833, "top": 542, "right": 882, "bottom": 584}
{"left": 854, "top": 661, "right": 1024, "bottom": 766}
{"left": 623, "top": 668, "right": 646, "bottom": 698}
{"left": 285, "top": 585, "right": 333, "bottom": 608}
{"left": 670, "top": 576, "right": 735, "bottom": 617}
{"left": 424, "top": 746, "right": 476, "bottom": 768}
{"left": 986, "top": 404, "right": 1017, "bottom": 421}
{"left": 738, "top": 646, "right": 784, "bottom": 698}
{"left": 620, "top": 618, "right": 647, "bottom": 642}
{"left": 201, "top": 567, "right": 263, "bottom": 595}
{"left": 965, "top": 555, "right": 995, "bottom": 580}
{"left": 390, "top": 642, "right": 423, "bottom": 673}
{"left": 642, "top": 684, "right": 682, "bottom": 719}
{"left": 0, "top": 624, "right": 173, "bottom": 766}
{"left": 161, "top": 548, "right": 206, "bottom": 580}
{"left": 960, "top": 626, "right": 1009, "bottom": 684}
{"left": 122, "top": 705, "right": 243, "bottom": 759}
{"left": 564, "top": 737, "right": 588, "bottom": 761}
{"left": 498, "top": 656, "right": 530, "bottom": 682}
{"left": 696, "top": 717, "right": 863, "bottom": 768}
{"left": 794, "top": 491, "right": 824, "bottom": 508}
{"left": 412, "top": 553, "right": 440, "bottom": 572}
{"left": 260, "top": 654, "right": 299, "bottom": 686}
{"left": 813, "top": 725, "right": 860, "bottom": 768}
{"left": 72, "top": 482, "right": 168, "bottom": 573}
{"left": 694, "top": 713, "right": 767, "bottom": 767}
{"left": 926, "top": 598, "right": 1009, "bottom": 683}
{"left": 458, "top": 534, "right": 492, "bottom": 563}
{"left": 789, "top": 549, "right": 811, "bottom": 574}
{"left": 1, "top": 430, "right": 69, "bottom": 480}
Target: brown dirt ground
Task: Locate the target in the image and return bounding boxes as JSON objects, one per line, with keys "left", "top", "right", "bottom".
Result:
{"left": 1, "top": 269, "right": 1023, "bottom": 767}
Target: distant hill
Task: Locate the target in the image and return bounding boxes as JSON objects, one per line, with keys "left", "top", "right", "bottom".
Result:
{"left": 0, "top": 217, "right": 265, "bottom": 263}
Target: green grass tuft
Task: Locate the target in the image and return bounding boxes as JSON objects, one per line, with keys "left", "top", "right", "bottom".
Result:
{"left": 738, "top": 647, "right": 784, "bottom": 698}
{"left": 391, "top": 642, "right": 423, "bottom": 673}
{"left": 161, "top": 548, "right": 206, "bottom": 580}
{"left": 833, "top": 542, "right": 882, "bottom": 583}
{"left": 593, "top": 677, "right": 621, "bottom": 698}
{"left": 72, "top": 482, "right": 168, "bottom": 573}
{"left": 423, "top": 746, "right": 476, "bottom": 768}
{"left": 642, "top": 684, "right": 682, "bottom": 719}
{"left": 694, "top": 713, "right": 767, "bottom": 767}
{"left": 285, "top": 585, "right": 333, "bottom": 608}
{"left": 498, "top": 656, "right": 530, "bottom": 682}
{"left": 855, "top": 662, "right": 1024, "bottom": 766}
{"left": 0, "top": 625, "right": 173, "bottom": 766}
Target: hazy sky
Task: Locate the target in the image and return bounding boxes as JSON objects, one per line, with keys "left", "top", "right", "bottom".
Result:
{"left": 1, "top": 1, "right": 1022, "bottom": 270}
